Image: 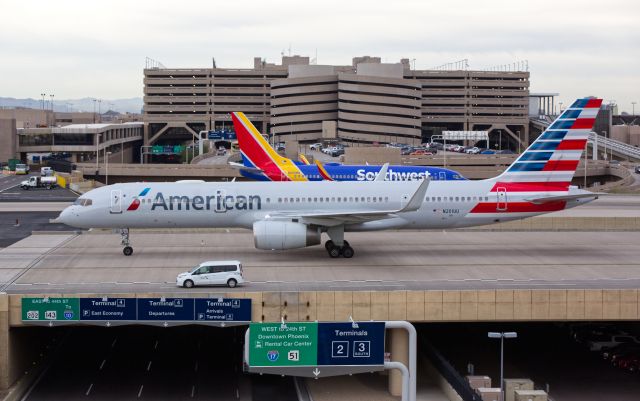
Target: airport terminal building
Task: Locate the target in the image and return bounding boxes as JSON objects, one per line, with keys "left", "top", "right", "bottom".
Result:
{"left": 143, "top": 56, "right": 530, "bottom": 147}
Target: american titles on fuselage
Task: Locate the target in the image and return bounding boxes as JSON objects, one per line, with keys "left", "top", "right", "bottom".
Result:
{"left": 151, "top": 191, "right": 262, "bottom": 212}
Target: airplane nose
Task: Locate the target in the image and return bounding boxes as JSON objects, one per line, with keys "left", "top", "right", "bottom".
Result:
{"left": 51, "top": 207, "right": 73, "bottom": 225}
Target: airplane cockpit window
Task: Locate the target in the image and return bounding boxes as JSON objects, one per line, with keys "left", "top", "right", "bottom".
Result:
{"left": 74, "top": 198, "right": 92, "bottom": 206}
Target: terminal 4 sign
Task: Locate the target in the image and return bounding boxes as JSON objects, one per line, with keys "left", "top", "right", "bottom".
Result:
{"left": 22, "top": 297, "right": 251, "bottom": 326}
{"left": 248, "top": 322, "right": 385, "bottom": 377}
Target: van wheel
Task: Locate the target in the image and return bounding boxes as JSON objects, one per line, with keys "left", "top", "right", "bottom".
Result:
{"left": 183, "top": 280, "right": 194, "bottom": 288}
{"left": 227, "top": 279, "right": 238, "bottom": 288}
{"left": 123, "top": 246, "right": 133, "bottom": 256}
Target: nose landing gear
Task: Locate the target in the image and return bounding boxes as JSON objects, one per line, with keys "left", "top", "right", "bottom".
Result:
{"left": 121, "top": 228, "right": 133, "bottom": 256}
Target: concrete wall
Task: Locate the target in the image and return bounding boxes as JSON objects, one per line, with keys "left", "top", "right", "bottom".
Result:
{"left": 344, "top": 147, "right": 402, "bottom": 164}
{"left": 7, "top": 289, "right": 640, "bottom": 327}
{"left": 0, "top": 119, "right": 17, "bottom": 162}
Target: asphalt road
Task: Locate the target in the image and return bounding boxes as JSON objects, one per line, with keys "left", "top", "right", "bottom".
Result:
{"left": 3, "top": 230, "right": 640, "bottom": 294}
{"left": 0, "top": 212, "right": 76, "bottom": 248}
{"left": 23, "top": 326, "right": 297, "bottom": 401}
{"left": 0, "top": 173, "right": 79, "bottom": 202}
{"left": 423, "top": 322, "right": 640, "bottom": 401}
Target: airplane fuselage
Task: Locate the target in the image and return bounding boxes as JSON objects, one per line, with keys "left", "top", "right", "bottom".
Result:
{"left": 59, "top": 180, "right": 593, "bottom": 232}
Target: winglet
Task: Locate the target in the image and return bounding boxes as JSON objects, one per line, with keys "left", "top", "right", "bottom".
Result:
{"left": 299, "top": 154, "right": 310, "bottom": 165}
{"left": 314, "top": 160, "right": 334, "bottom": 181}
{"left": 374, "top": 163, "right": 389, "bottom": 181}
{"left": 399, "top": 178, "right": 430, "bottom": 212}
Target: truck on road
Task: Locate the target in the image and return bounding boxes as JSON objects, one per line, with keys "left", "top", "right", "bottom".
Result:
{"left": 20, "top": 176, "right": 57, "bottom": 190}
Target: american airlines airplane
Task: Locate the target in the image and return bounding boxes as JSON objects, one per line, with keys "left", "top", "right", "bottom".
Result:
{"left": 54, "top": 98, "right": 601, "bottom": 258}
{"left": 232, "top": 112, "right": 466, "bottom": 182}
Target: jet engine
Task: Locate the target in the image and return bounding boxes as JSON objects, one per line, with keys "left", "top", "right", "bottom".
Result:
{"left": 253, "top": 221, "right": 321, "bottom": 250}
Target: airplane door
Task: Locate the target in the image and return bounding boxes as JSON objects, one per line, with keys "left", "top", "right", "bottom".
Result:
{"left": 110, "top": 190, "right": 122, "bottom": 214}
{"left": 438, "top": 172, "right": 446, "bottom": 181}
{"left": 496, "top": 187, "right": 507, "bottom": 211}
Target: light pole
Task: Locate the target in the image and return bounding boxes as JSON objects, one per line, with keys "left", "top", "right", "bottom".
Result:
{"left": 105, "top": 151, "right": 112, "bottom": 185}
{"left": 92, "top": 99, "right": 97, "bottom": 123}
{"left": 40, "top": 93, "right": 46, "bottom": 110}
{"left": 95, "top": 133, "right": 101, "bottom": 171}
{"left": 633, "top": 102, "right": 637, "bottom": 116}
{"left": 50, "top": 94, "right": 54, "bottom": 112}
{"left": 98, "top": 99, "right": 102, "bottom": 122}
{"left": 488, "top": 331, "right": 517, "bottom": 400}
{"left": 602, "top": 130, "right": 609, "bottom": 160}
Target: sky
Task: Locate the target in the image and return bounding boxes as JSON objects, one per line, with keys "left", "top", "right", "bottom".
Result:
{"left": 1, "top": 0, "right": 638, "bottom": 112}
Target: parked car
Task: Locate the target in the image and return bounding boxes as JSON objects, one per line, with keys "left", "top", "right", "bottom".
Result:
{"left": 40, "top": 166, "right": 54, "bottom": 176}
{"left": 330, "top": 148, "right": 345, "bottom": 157}
{"left": 587, "top": 334, "right": 640, "bottom": 352}
{"left": 216, "top": 147, "right": 227, "bottom": 156}
{"left": 401, "top": 147, "right": 413, "bottom": 155}
{"left": 409, "top": 149, "right": 433, "bottom": 156}
{"left": 497, "top": 149, "right": 516, "bottom": 155}
{"left": 310, "top": 143, "right": 323, "bottom": 151}
{"left": 426, "top": 142, "right": 444, "bottom": 150}
{"left": 607, "top": 344, "right": 640, "bottom": 363}
{"left": 14, "top": 163, "right": 29, "bottom": 174}
{"left": 480, "top": 149, "right": 496, "bottom": 155}
{"left": 615, "top": 353, "right": 640, "bottom": 371}
{"left": 176, "top": 260, "right": 244, "bottom": 288}
{"left": 465, "top": 147, "right": 481, "bottom": 154}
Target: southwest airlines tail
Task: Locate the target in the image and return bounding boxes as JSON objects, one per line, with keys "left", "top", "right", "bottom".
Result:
{"left": 231, "top": 112, "right": 307, "bottom": 181}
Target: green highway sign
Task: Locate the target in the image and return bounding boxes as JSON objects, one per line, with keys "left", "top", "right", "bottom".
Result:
{"left": 22, "top": 298, "right": 80, "bottom": 322}
{"left": 249, "top": 322, "right": 317, "bottom": 367}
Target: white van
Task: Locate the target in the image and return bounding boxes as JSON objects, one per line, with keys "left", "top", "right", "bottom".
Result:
{"left": 176, "top": 260, "right": 244, "bottom": 288}
{"left": 41, "top": 167, "right": 53, "bottom": 176}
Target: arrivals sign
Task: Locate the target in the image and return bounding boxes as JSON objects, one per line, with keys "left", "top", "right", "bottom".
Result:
{"left": 22, "top": 297, "right": 251, "bottom": 326}
{"left": 248, "top": 322, "right": 385, "bottom": 376}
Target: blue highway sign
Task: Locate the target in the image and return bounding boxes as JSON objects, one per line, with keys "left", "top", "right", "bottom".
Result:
{"left": 137, "top": 298, "right": 195, "bottom": 321}
{"left": 316, "top": 322, "right": 385, "bottom": 366}
{"left": 195, "top": 298, "right": 251, "bottom": 322}
{"left": 80, "top": 298, "right": 136, "bottom": 321}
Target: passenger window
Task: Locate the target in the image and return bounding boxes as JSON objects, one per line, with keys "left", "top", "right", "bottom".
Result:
{"left": 223, "top": 265, "right": 236, "bottom": 272}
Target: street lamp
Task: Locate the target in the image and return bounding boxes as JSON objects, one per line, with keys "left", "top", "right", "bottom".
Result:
{"left": 50, "top": 94, "right": 54, "bottom": 112}
{"left": 92, "top": 99, "right": 97, "bottom": 123}
{"left": 41, "top": 93, "right": 46, "bottom": 110}
{"left": 602, "top": 130, "right": 609, "bottom": 160}
{"left": 633, "top": 102, "right": 637, "bottom": 116}
{"left": 95, "top": 133, "right": 101, "bottom": 171}
{"left": 105, "top": 151, "right": 112, "bottom": 185}
{"left": 488, "top": 331, "right": 517, "bottom": 400}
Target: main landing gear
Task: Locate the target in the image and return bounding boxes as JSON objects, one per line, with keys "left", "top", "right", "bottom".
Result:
{"left": 121, "top": 228, "right": 133, "bottom": 256}
{"left": 325, "top": 240, "right": 354, "bottom": 258}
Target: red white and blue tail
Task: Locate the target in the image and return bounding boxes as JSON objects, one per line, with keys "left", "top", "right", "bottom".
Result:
{"left": 493, "top": 97, "right": 602, "bottom": 188}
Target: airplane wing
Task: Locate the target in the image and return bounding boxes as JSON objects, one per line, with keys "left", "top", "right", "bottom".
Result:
{"left": 374, "top": 163, "right": 389, "bottom": 181}
{"left": 266, "top": 178, "right": 430, "bottom": 225}
{"left": 228, "top": 161, "right": 264, "bottom": 175}
{"left": 524, "top": 193, "right": 600, "bottom": 204}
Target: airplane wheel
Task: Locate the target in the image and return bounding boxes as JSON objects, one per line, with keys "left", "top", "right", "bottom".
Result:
{"left": 325, "top": 240, "right": 334, "bottom": 251}
{"left": 183, "top": 280, "right": 194, "bottom": 288}
{"left": 123, "top": 246, "right": 133, "bottom": 256}
{"left": 341, "top": 246, "right": 354, "bottom": 258}
{"left": 328, "top": 246, "right": 341, "bottom": 258}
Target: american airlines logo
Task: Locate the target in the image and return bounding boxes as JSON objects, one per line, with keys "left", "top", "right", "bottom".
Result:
{"left": 356, "top": 169, "right": 431, "bottom": 181}
{"left": 151, "top": 191, "right": 262, "bottom": 212}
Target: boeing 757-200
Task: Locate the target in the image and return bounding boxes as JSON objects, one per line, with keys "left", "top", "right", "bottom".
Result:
{"left": 54, "top": 98, "right": 602, "bottom": 258}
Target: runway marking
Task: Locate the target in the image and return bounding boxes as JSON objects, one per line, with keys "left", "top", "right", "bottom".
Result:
{"left": 236, "top": 388, "right": 240, "bottom": 399}
{"left": 194, "top": 361, "right": 198, "bottom": 372}
{"left": 111, "top": 337, "right": 118, "bottom": 348}
{"left": 137, "top": 384, "right": 144, "bottom": 398}
{"left": 154, "top": 340, "right": 159, "bottom": 350}
{"left": 86, "top": 383, "right": 94, "bottom": 396}
{"left": 191, "top": 385, "right": 196, "bottom": 398}
{"left": 99, "top": 359, "right": 106, "bottom": 370}
{"left": 147, "top": 361, "right": 152, "bottom": 371}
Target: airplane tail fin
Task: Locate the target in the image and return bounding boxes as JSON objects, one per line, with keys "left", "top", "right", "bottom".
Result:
{"left": 492, "top": 98, "right": 602, "bottom": 190}
{"left": 231, "top": 112, "right": 307, "bottom": 181}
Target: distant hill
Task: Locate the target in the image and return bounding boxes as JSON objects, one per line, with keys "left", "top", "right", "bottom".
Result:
{"left": 0, "top": 97, "right": 143, "bottom": 114}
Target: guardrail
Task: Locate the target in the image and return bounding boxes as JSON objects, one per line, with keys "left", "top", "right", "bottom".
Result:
{"left": 589, "top": 132, "right": 640, "bottom": 161}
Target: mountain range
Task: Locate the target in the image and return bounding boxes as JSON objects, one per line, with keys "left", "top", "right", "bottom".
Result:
{"left": 0, "top": 97, "right": 143, "bottom": 114}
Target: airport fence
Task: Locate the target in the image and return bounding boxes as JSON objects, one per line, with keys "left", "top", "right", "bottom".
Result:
{"left": 420, "top": 336, "right": 481, "bottom": 401}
